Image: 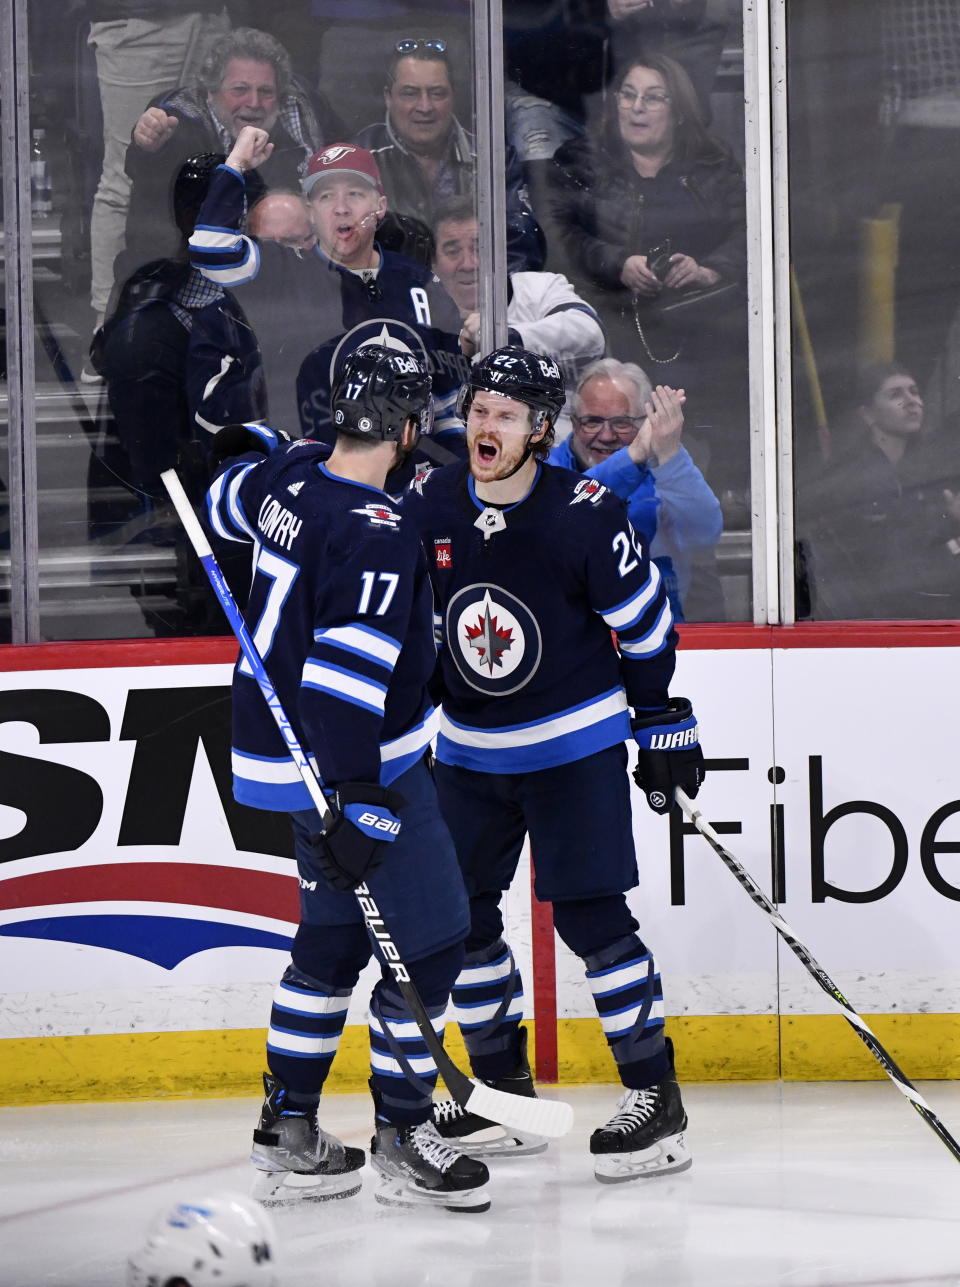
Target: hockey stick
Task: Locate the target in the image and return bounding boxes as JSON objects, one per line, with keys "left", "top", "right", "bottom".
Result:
{"left": 674, "top": 787, "right": 960, "bottom": 1164}
{"left": 161, "top": 469, "right": 573, "bottom": 1140}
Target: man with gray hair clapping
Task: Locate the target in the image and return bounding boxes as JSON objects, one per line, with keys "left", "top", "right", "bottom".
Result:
{"left": 550, "top": 357, "right": 722, "bottom": 620}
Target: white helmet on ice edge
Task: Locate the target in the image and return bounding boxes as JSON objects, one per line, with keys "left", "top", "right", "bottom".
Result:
{"left": 127, "top": 1191, "right": 278, "bottom": 1287}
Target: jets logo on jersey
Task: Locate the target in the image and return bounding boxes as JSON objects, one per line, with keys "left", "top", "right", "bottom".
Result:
{"left": 411, "top": 465, "right": 435, "bottom": 496}
{"left": 447, "top": 583, "right": 542, "bottom": 695}
{"left": 571, "top": 478, "right": 607, "bottom": 506}
{"left": 351, "top": 502, "right": 401, "bottom": 529}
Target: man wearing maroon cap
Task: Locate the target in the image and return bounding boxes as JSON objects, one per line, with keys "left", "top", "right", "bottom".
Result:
{"left": 300, "top": 144, "right": 387, "bottom": 273}
{"left": 187, "top": 128, "right": 470, "bottom": 449}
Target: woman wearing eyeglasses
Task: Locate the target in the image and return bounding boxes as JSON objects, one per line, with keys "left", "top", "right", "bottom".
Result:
{"left": 546, "top": 54, "right": 746, "bottom": 440}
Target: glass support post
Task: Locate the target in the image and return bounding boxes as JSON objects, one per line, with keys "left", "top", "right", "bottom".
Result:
{"left": 473, "top": 0, "right": 508, "bottom": 355}
{"left": 1, "top": 0, "right": 40, "bottom": 643}
{"left": 743, "top": 0, "right": 781, "bottom": 624}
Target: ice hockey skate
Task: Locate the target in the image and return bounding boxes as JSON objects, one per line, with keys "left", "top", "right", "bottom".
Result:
{"left": 250, "top": 1073, "right": 365, "bottom": 1205}
{"left": 370, "top": 1117, "right": 491, "bottom": 1213}
{"left": 431, "top": 1027, "right": 549, "bottom": 1156}
{"left": 590, "top": 1040, "right": 692, "bottom": 1182}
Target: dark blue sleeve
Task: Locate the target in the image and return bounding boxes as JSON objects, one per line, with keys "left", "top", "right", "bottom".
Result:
{"left": 505, "top": 142, "right": 546, "bottom": 273}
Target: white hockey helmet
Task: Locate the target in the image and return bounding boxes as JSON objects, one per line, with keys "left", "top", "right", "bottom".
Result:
{"left": 126, "top": 1191, "right": 278, "bottom": 1287}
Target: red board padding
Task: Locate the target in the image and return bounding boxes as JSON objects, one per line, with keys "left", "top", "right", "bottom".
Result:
{"left": 529, "top": 858, "right": 558, "bottom": 1083}
{"left": 678, "top": 621, "right": 960, "bottom": 649}
{"left": 3, "top": 621, "right": 960, "bottom": 673}
{"left": 0, "top": 637, "right": 238, "bottom": 671}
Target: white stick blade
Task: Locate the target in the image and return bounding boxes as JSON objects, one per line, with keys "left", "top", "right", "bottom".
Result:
{"left": 465, "top": 1082, "right": 574, "bottom": 1139}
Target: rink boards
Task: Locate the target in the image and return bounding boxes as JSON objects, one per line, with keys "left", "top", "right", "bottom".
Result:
{"left": 0, "top": 627, "right": 958, "bottom": 1104}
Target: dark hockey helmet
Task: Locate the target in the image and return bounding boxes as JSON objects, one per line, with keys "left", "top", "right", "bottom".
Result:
{"left": 456, "top": 345, "right": 566, "bottom": 433}
{"left": 332, "top": 344, "right": 433, "bottom": 442}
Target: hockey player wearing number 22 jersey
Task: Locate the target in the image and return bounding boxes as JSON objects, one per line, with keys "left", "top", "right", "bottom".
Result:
{"left": 404, "top": 346, "right": 705, "bottom": 1183}
{"left": 206, "top": 347, "right": 489, "bottom": 1213}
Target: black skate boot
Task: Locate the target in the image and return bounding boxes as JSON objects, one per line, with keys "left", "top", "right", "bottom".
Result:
{"left": 431, "top": 1026, "right": 548, "bottom": 1156}
{"left": 250, "top": 1072, "right": 365, "bottom": 1205}
{"left": 370, "top": 1117, "right": 491, "bottom": 1213}
{"left": 590, "top": 1039, "right": 692, "bottom": 1182}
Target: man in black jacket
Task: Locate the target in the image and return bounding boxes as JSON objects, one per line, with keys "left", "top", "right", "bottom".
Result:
{"left": 354, "top": 39, "right": 544, "bottom": 274}
{"left": 113, "top": 27, "right": 342, "bottom": 311}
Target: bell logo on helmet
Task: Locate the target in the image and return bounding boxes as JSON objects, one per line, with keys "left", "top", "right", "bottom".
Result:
{"left": 538, "top": 358, "right": 561, "bottom": 380}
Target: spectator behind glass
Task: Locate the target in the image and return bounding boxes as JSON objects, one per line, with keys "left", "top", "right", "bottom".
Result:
{"left": 113, "top": 27, "right": 343, "bottom": 313}
{"left": 186, "top": 129, "right": 470, "bottom": 451}
{"left": 431, "top": 195, "right": 605, "bottom": 435}
{"left": 502, "top": 0, "right": 728, "bottom": 170}
{"left": 800, "top": 362, "right": 960, "bottom": 621}
{"left": 550, "top": 357, "right": 722, "bottom": 620}
{"left": 90, "top": 151, "right": 257, "bottom": 635}
{"left": 86, "top": 0, "right": 230, "bottom": 334}
{"left": 248, "top": 189, "right": 318, "bottom": 251}
{"left": 547, "top": 54, "right": 747, "bottom": 454}
{"left": 353, "top": 39, "right": 545, "bottom": 274}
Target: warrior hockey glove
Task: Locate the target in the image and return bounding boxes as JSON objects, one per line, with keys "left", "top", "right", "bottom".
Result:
{"left": 310, "top": 782, "right": 406, "bottom": 892}
{"left": 210, "top": 422, "right": 290, "bottom": 466}
{"left": 632, "top": 697, "right": 705, "bottom": 815}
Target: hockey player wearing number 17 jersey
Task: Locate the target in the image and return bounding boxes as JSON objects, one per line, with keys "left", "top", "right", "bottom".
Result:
{"left": 404, "top": 345, "right": 705, "bottom": 1182}
{"left": 206, "top": 346, "right": 488, "bottom": 1212}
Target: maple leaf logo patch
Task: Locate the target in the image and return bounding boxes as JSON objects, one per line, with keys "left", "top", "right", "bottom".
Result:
{"left": 446, "top": 585, "right": 542, "bottom": 696}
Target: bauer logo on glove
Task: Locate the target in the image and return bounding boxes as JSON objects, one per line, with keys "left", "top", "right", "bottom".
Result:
{"left": 308, "top": 782, "right": 406, "bottom": 891}
{"left": 631, "top": 697, "right": 705, "bottom": 816}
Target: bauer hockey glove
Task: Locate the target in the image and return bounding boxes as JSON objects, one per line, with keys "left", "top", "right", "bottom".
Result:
{"left": 309, "top": 782, "right": 406, "bottom": 892}
{"left": 632, "top": 697, "right": 705, "bottom": 815}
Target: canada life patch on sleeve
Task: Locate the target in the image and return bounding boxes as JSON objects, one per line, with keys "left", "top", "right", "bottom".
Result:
{"left": 351, "top": 502, "right": 402, "bottom": 529}
{"left": 434, "top": 537, "right": 452, "bottom": 569}
{"left": 571, "top": 478, "right": 607, "bottom": 506}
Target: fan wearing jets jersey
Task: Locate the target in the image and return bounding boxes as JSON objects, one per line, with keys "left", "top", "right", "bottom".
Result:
{"left": 206, "top": 345, "right": 488, "bottom": 1213}
{"left": 404, "top": 345, "right": 705, "bottom": 1183}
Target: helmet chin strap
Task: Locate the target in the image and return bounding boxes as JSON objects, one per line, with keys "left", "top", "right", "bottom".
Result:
{"left": 496, "top": 415, "right": 548, "bottom": 482}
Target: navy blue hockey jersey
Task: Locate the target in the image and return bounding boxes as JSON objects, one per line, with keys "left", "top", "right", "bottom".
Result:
{"left": 189, "top": 164, "right": 470, "bottom": 443}
{"left": 208, "top": 440, "right": 437, "bottom": 810}
{"left": 403, "top": 462, "right": 677, "bottom": 773}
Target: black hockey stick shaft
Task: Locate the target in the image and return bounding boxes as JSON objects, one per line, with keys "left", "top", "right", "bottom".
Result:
{"left": 675, "top": 788, "right": 960, "bottom": 1165}
{"left": 161, "top": 470, "right": 572, "bottom": 1137}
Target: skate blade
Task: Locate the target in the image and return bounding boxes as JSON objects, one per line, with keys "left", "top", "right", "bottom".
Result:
{"left": 593, "top": 1130, "right": 692, "bottom": 1183}
{"left": 251, "top": 1165, "right": 362, "bottom": 1206}
{"left": 443, "top": 1124, "right": 549, "bottom": 1157}
{"left": 372, "top": 1172, "right": 490, "bottom": 1214}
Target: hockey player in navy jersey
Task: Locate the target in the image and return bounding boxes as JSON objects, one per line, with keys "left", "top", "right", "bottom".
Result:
{"left": 404, "top": 345, "right": 705, "bottom": 1182}
{"left": 207, "top": 345, "right": 488, "bottom": 1212}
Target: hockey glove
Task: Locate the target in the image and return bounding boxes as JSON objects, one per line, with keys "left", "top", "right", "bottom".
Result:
{"left": 210, "top": 422, "right": 290, "bottom": 466}
{"left": 310, "top": 782, "right": 406, "bottom": 892}
{"left": 632, "top": 697, "right": 705, "bottom": 815}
